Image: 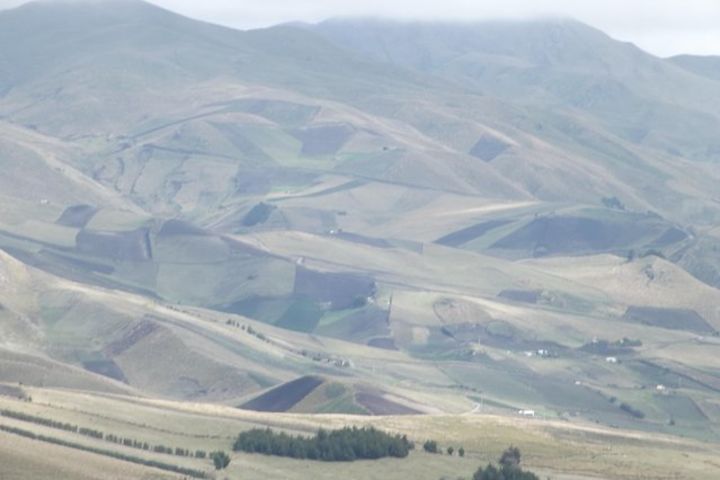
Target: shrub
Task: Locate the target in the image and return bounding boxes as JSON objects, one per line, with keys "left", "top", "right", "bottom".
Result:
{"left": 211, "top": 451, "right": 231, "bottom": 470}
{"left": 242, "top": 202, "right": 276, "bottom": 227}
{"left": 601, "top": 196, "right": 625, "bottom": 211}
{"left": 499, "top": 446, "right": 521, "bottom": 469}
{"left": 473, "top": 447, "right": 539, "bottom": 480}
{"left": 620, "top": 402, "right": 645, "bottom": 419}
{"left": 423, "top": 440, "right": 439, "bottom": 454}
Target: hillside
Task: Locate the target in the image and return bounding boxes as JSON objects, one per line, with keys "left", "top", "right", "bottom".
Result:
{"left": 1, "top": 1, "right": 720, "bottom": 478}
{"left": 1, "top": 386, "right": 720, "bottom": 479}
{"left": 311, "top": 18, "right": 720, "bottom": 222}
{"left": 670, "top": 54, "right": 720, "bottom": 82}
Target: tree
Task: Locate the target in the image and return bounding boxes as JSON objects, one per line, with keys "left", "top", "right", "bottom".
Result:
{"left": 458, "top": 447, "right": 465, "bottom": 457}
{"left": 601, "top": 196, "right": 625, "bottom": 211}
{"left": 211, "top": 451, "right": 231, "bottom": 470}
{"left": 473, "top": 447, "right": 539, "bottom": 480}
{"left": 474, "top": 463, "right": 503, "bottom": 480}
{"left": 447, "top": 446, "right": 454, "bottom": 456}
{"left": 423, "top": 440, "right": 438, "bottom": 454}
{"left": 499, "top": 445, "right": 521, "bottom": 470}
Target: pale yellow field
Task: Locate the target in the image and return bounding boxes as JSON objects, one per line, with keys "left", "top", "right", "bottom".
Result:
{"left": 0, "top": 430, "right": 176, "bottom": 480}
{"left": 1, "top": 387, "right": 718, "bottom": 480}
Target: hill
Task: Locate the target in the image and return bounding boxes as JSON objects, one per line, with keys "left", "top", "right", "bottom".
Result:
{"left": 311, "top": 18, "right": 720, "bottom": 222}
{"left": 670, "top": 54, "right": 720, "bottom": 82}
{"left": 1, "top": 386, "right": 719, "bottom": 479}
{"left": 1, "top": 2, "right": 720, "bottom": 477}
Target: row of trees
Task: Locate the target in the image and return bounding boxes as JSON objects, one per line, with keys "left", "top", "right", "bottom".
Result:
{"left": 1, "top": 409, "right": 212, "bottom": 465}
{"left": 422, "top": 440, "right": 465, "bottom": 457}
{"left": 0, "top": 424, "right": 208, "bottom": 478}
{"left": 1, "top": 409, "right": 101, "bottom": 438}
{"left": 233, "top": 427, "right": 412, "bottom": 461}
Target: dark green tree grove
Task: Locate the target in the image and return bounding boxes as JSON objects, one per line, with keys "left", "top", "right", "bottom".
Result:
{"left": 233, "top": 427, "right": 411, "bottom": 462}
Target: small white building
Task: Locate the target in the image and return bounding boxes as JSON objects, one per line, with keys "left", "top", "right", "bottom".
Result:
{"left": 605, "top": 356, "right": 618, "bottom": 364}
{"left": 518, "top": 409, "right": 536, "bottom": 417}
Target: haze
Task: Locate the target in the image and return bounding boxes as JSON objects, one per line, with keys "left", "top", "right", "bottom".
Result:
{"left": 3, "top": 0, "right": 720, "bottom": 477}
{"left": 1, "top": 0, "right": 719, "bottom": 57}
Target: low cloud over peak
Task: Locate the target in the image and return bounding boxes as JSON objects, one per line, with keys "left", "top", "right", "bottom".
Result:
{"left": 1, "top": 0, "right": 719, "bottom": 56}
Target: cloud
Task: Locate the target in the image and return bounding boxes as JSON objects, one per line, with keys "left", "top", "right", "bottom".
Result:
{"left": 2, "top": 0, "right": 719, "bottom": 56}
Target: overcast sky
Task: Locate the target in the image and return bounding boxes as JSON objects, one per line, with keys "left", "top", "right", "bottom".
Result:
{"left": 2, "top": 0, "right": 719, "bottom": 57}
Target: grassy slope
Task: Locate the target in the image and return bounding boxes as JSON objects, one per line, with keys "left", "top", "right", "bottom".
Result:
{"left": 0, "top": 386, "right": 719, "bottom": 480}
{"left": 0, "top": 5, "right": 719, "bottom": 477}
{"left": 232, "top": 231, "right": 720, "bottom": 437}
{"left": 4, "top": 204, "right": 720, "bottom": 437}
{"left": 0, "top": 429, "right": 176, "bottom": 480}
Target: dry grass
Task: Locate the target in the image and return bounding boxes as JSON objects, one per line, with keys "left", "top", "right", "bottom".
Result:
{"left": 0, "top": 429, "right": 176, "bottom": 480}
{"left": 1, "top": 387, "right": 718, "bottom": 479}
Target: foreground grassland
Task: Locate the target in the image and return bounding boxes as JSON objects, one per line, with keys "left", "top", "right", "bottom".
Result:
{"left": 0, "top": 430, "right": 176, "bottom": 480}
{"left": 0, "top": 386, "right": 718, "bottom": 480}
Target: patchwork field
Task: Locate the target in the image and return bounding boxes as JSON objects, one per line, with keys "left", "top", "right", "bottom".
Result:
{"left": 2, "top": 2, "right": 720, "bottom": 478}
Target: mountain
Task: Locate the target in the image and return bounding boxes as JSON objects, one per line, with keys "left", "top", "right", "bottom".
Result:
{"left": 312, "top": 18, "right": 720, "bottom": 121}
{"left": 307, "top": 18, "right": 720, "bottom": 284}
{"left": 670, "top": 54, "right": 720, "bottom": 82}
{"left": 1, "top": 2, "right": 720, "bottom": 478}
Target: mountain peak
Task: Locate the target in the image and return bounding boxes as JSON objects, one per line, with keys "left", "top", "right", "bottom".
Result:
{"left": 21, "top": 0, "right": 152, "bottom": 8}
{"left": 6, "top": 0, "right": 173, "bottom": 24}
{"left": 311, "top": 16, "right": 633, "bottom": 73}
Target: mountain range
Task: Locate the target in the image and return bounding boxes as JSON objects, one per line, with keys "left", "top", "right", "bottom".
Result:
{"left": 1, "top": 1, "right": 720, "bottom": 478}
